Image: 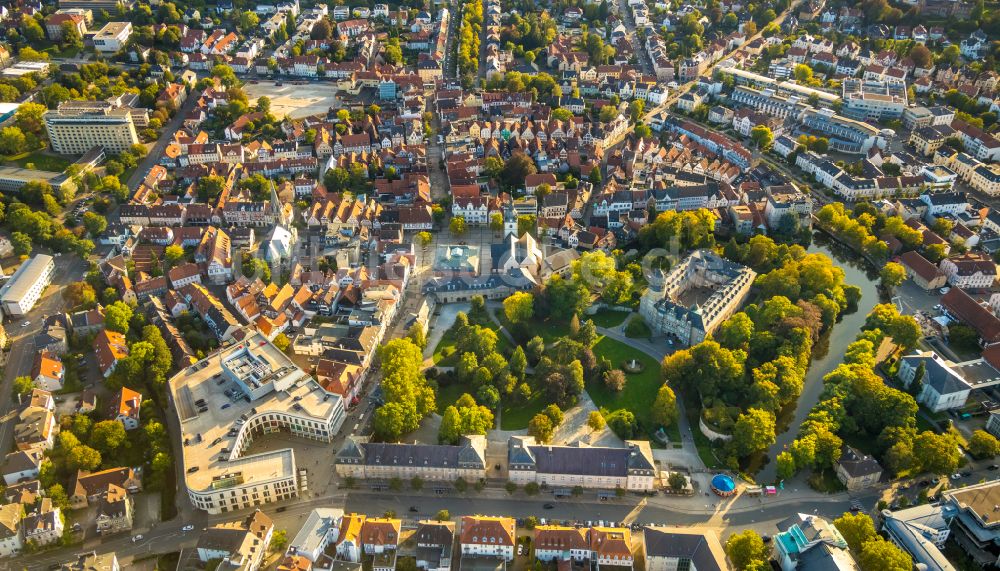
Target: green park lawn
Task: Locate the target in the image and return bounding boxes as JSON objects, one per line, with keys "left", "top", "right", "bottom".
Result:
{"left": 493, "top": 309, "right": 571, "bottom": 345}
{"left": 436, "top": 376, "right": 547, "bottom": 430}
{"left": 586, "top": 336, "right": 662, "bottom": 432}
{"left": 436, "top": 383, "right": 469, "bottom": 414}
{"left": 5, "top": 150, "right": 71, "bottom": 173}
{"left": 588, "top": 309, "right": 631, "bottom": 328}
{"left": 500, "top": 378, "right": 549, "bottom": 430}
{"left": 624, "top": 316, "right": 652, "bottom": 338}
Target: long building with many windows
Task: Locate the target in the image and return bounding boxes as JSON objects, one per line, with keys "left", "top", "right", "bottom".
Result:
{"left": 43, "top": 107, "right": 138, "bottom": 155}
{"left": 507, "top": 436, "right": 656, "bottom": 492}
{"left": 170, "top": 332, "right": 346, "bottom": 514}
{"left": 334, "top": 435, "right": 487, "bottom": 482}
{"left": 0, "top": 254, "right": 54, "bottom": 317}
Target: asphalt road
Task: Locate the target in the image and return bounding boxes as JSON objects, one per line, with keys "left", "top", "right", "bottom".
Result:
{"left": 124, "top": 93, "right": 202, "bottom": 193}
{"left": 9, "top": 484, "right": 880, "bottom": 570}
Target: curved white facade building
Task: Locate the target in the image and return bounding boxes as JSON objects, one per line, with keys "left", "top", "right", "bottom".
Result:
{"left": 170, "top": 332, "right": 345, "bottom": 514}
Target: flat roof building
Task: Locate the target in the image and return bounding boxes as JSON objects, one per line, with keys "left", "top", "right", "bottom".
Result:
{"left": 0, "top": 254, "right": 54, "bottom": 317}
{"left": 170, "top": 332, "right": 346, "bottom": 514}
{"left": 841, "top": 79, "right": 908, "bottom": 121}
{"left": 0, "top": 61, "right": 51, "bottom": 78}
{"left": 92, "top": 22, "right": 132, "bottom": 53}
{"left": 0, "top": 167, "right": 70, "bottom": 194}
{"left": 44, "top": 107, "right": 138, "bottom": 155}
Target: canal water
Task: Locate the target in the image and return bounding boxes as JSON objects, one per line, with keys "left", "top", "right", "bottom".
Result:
{"left": 757, "top": 233, "right": 882, "bottom": 482}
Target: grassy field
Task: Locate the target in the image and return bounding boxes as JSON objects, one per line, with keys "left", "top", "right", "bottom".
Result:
{"left": 5, "top": 150, "right": 71, "bottom": 173}
{"left": 586, "top": 336, "right": 662, "bottom": 430}
{"left": 436, "top": 383, "right": 470, "bottom": 414}
{"left": 624, "top": 316, "right": 652, "bottom": 338}
{"left": 588, "top": 309, "right": 631, "bottom": 328}
{"left": 500, "top": 377, "right": 549, "bottom": 430}
{"left": 43, "top": 45, "right": 80, "bottom": 59}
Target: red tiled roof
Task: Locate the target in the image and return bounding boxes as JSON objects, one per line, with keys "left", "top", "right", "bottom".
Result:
{"left": 942, "top": 287, "right": 1000, "bottom": 343}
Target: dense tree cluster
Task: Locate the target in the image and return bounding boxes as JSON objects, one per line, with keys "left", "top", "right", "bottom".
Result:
{"left": 573, "top": 251, "right": 634, "bottom": 305}
{"left": 833, "top": 512, "right": 913, "bottom": 571}
{"left": 528, "top": 404, "right": 565, "bottom": 443}
{"left": 661, "top": 238, "right": 855, "bottom": 466}
{"left": 638, "top": 209, "right": 716, "bottom": 252}
{"left": 726, "top": 530, "right": 770, "bottom": 571}
{"left": 6, "top": 199, "right": 94, "bottom": 258}
{"left": 439, "top": 394, "right": 495, "bottom": 443}
{"left": 817, "top": 203, "right": 933, "bottom": 265}
{"left": 486, "top": 70, "right": 561, "bottom": 100}
{"left": 374, "top": 339, "right": 437, "bottom": 440}
{"left": 500, "top": 12, "right": 557, "bottom": 50}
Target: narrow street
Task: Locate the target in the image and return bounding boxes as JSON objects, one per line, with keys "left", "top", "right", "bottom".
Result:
{"left": 125, "top": 92, "right": 201, "bottom": 193}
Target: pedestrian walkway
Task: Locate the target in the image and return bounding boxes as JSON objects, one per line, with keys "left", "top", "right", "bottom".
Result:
{"left": 421, "top": 302, "right": 469, "bottom": 368}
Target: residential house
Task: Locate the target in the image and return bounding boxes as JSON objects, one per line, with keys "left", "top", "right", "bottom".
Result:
{"left": 835, "top": 445, "right": 883, "bottom": 491}
{"left": 196, "top": 511, "right": 274, "bottom": 571}
{"left": 93, "top": 330, "right": 128, "bottom": 378}
{"left": 95, "top": 483, "right": 133, "bottom": 536}
{"left": 107, "top": 387, "right": 142, "bottom": 430}
{"left": 898, "top": 351, "right": 973, "bottom": 413}
{"left": 643, "top": 526, "right": 728, "bottom": 571}
{"left": 30, "top": 351, "right": 63, "bottom": 392}
{"left": 460, "top": 516, "right": 516, "bottom": 562}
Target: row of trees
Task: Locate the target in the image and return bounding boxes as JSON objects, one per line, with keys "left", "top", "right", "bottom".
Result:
{"left": 816, "top": 202, "right": 951, "bottom": 267}
{"left": 457, "top": 0, "right": 483, "bottom": 85}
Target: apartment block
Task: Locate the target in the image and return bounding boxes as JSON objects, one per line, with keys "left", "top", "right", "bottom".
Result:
{"left": 44, "top": 108, "right": 139, "bottom": 155}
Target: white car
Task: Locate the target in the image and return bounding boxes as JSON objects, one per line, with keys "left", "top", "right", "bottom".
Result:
{"left": 20, "top": 321, "right": 29, "bottom": 327}
{"left": 940, "top": 287, "right": 951, "bottom": 294}
{"left": 182, "top": 525, "right": 195, "bottom": 532}
{"left": 132, "top": 535, "right": 144, "bottom": 542}
{"left": 950, "top": 473, "right": 962, "bottom": 480}
{"left": 517, "top": 545, "right": 523, "bottom": 556}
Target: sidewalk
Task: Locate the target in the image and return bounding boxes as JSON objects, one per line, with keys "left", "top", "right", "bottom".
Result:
{"left": 422, "top": 302, "right": 469, "bottom": 368}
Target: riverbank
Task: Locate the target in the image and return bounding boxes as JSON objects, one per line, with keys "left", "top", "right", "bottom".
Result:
{"left": 758, "top": 235, "right": 883, "bottom": 482}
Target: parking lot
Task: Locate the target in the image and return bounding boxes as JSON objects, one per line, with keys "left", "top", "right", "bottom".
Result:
{"left": 243, "top": 80, "right": 341, "bottom": 119}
